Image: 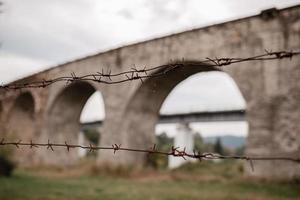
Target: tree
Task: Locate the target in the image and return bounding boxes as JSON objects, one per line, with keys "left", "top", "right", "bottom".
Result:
{"left": 235, "top": 145, "right": 245, "bottom": 156}
{"left": 214, "top": 137, "right": 224, "bottom": 155}
{"left": 156, "top": 132, "right": 173, "bottom": 151}
{"left": 83, "top": 128, "right": 100, "bottom": 145}
{"left": 194, "top": 132, "right": 204, "bottom": 153}
{"left": 147, "top": 132, "right": 173, "bottom": 169}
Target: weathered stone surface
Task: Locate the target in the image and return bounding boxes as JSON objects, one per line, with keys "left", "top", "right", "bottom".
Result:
{"left": 0, "top": 6, "right": 299, "bottom": 179}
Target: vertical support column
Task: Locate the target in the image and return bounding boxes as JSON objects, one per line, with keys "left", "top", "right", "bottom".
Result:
{"left": 245, "top": 98, "right": 275, "bottom": 177}
{"left": 168, "top": 123, "right": 195, "bottom": 169}
{"left": 245, "top": 96, "right": 300, "bottom": 180}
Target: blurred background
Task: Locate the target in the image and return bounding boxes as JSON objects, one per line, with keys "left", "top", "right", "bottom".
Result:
{"left": 0, "top": 0, "right": 300, "bottom": 199}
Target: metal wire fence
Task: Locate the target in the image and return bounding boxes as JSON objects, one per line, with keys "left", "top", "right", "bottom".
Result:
{"left": 0, "top": 139, "right": 299, "bottom": 172}
{"left": 0, "top": 50, "right": 299, "bottom": 90}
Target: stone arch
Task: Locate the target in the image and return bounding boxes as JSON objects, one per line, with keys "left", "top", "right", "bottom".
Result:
{"left": 45, "top": 81, "right": 105, "bottom": 165}
{"left": 105, "top": 62, "right": 249, "bottom": 166}
{"left": 6, "top": 92, "right": 35, "bottom": 166}
{"left": 113, "top": 62, "right": 237, "bottom": 165}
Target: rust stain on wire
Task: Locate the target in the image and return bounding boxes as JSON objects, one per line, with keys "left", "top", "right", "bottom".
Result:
{"left": 0, "top": 50, "right": 299, "bottom": 91}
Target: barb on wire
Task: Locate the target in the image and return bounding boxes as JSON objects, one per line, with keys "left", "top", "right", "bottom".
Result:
{"left": 1, "top": 50, "right": 299, "bottom": 91}
{"left": 47, "top": 139, "right": 54, "bottom": 151}
{"left": 30, "top": 140, "right": 38, "bottom": 149}
{"left": 1, "top": 139, "right": 299, "bottom": 168}
{"left": 89, "top": 143, "right": 95, "bottom": 153}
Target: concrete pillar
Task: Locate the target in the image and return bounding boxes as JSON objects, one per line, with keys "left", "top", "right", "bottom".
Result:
{"left": 78, "top": 131, "right": 88, "bottom": 158}
{"left": 245, "top": 96, "right": 300, "bottom": 179}
{"left": 168, "top": 123, "right": 195, "bottom": 169}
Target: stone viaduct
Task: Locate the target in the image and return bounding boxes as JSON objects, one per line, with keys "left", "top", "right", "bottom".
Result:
{"left": 0, "top": 6, "right": 299, "bottom": 180}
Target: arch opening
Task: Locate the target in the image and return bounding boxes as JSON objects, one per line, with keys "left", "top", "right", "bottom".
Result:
{"left": 47, "top": 82, "right": 105, "bottom": 165}
{"left": 79, "top": 91, "right": 105, "bottom": 158}
{"left": 156, "top": 71, "right": 248, "bottom": 169}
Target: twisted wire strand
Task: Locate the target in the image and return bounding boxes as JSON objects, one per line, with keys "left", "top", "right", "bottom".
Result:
{"left": 1, "top": 50, "right": 299, "bottom": 91}
{"left": 0, "top": 139, "right": 299, "bottom": 164}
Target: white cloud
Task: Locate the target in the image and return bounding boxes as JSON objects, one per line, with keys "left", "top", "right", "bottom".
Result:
{"left": 0, "top": 52, "right": 49, "bottom": 83}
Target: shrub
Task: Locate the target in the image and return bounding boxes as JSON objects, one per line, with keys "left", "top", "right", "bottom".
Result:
{"left": 0, "top": 155, "right": 15, "bottom": 176}
{"left": 146, "top": 133, "right": 173, "bottom": 169}
{"left": 0, "top": 143, "right": 16, "bottom": 177}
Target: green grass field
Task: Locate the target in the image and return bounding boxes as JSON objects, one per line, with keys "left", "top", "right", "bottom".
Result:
{"left": 0, "top": 161, "right": 300, "bottom": 200}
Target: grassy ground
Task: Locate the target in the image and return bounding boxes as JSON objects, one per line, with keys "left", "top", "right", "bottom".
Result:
{"left": 0, "top": 161, "right": 300, "bottom": 200}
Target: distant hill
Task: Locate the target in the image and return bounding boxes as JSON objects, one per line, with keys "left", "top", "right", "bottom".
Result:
{"left": 203, "top": 135, "right": 245, "bottom": 149}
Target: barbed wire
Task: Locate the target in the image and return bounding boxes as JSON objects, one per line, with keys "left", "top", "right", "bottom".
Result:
{"left": 1, "top": 139, "right": 299, "bottom": 171}
{"left": 1, "top": 50, "right": 299, "bottom": 91}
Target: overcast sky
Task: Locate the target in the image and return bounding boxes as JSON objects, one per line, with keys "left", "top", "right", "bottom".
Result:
{"left": 1, "top": 0, "right": 299, "bottom": 123}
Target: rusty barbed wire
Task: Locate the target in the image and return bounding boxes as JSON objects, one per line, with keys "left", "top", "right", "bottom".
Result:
{"left": 0, "top": 50, "right": 299, "bottom": 91}
{"left": 0, "top": 139, "right": 299, "bottom": 171}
